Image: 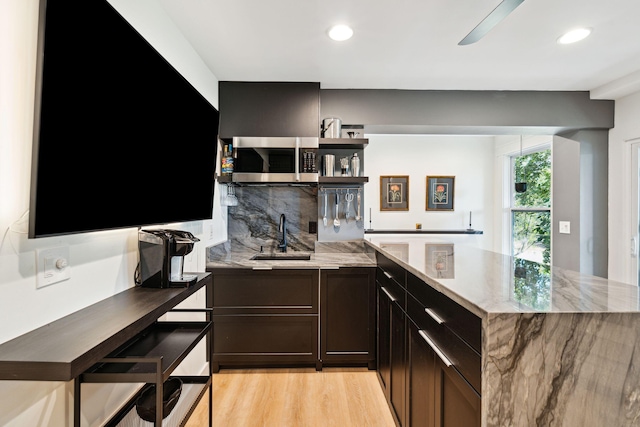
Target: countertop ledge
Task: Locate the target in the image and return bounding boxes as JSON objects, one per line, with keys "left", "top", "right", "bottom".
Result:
{"left": 364, "top": 238, "right": 640, "bottom": 317}
{"left": 207, "top": 251, "right": 376, "bottom": 269}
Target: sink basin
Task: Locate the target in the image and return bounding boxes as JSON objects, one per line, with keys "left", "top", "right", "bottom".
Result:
{"left": 250, "top": 252, "right": 311, "bottom": 261}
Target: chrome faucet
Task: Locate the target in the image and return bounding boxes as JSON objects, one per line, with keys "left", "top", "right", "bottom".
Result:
{"left": 278, "top": 213, "right": 287, "bottom": 252}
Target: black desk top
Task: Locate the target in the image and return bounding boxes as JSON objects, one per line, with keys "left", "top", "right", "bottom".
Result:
{"left": 0, "top": 273, "right": 210, "bottom": 381}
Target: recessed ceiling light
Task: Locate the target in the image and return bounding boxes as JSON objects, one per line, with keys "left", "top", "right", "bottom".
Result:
{"left": 557, "top": 28, "right": 591, "bottom": 45}
{"left": 327, "top": 25, "right": 353, "bottom": 41}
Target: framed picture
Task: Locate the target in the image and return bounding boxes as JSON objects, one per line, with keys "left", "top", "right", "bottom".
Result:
{"left": 380, "top": 176, "right": 409, "bottom": 211}
{"left": 426, "top": 176, "right": 455, "bottom": 211}
{"left": 425, "top": 243, "right": 455, "bottom": 279}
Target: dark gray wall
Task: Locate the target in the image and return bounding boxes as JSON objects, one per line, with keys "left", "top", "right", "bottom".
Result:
{"left": 552, "top": 137, "right": 581, "bottom": 271}
{"left": 320, "top": 89, "right": 614, "bottom": 135}
{"left": 559, "top": 130, "right": 609, "bottom": 277}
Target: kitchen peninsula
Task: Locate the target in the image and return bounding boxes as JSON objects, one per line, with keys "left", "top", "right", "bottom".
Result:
{"left": 365, "top": 235, "right": 640, "bottom": 427}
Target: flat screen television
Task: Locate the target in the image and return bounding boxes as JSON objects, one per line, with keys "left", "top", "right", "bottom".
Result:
{"left": 29, "top": 0, "right": 219, "bottom": 238}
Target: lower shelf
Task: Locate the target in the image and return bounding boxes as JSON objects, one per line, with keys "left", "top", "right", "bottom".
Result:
{"left": 106, "top": 376, "right": 210, "bottom": 427}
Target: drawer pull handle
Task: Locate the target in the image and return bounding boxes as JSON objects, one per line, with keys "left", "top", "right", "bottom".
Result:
{"left": 252, "top": 266, "right": 273, "bottom": 270}
{"left": 383, "top": 271, "right": 393, "bottom": 280}
{"left": 418, "top": 330, "right": 453, "bottom": 367}
{"left": 425, "top": 308, "right": 445, "bottom": 324}
{"left": 380, "top": 286, "right": 397, "bottom": 302}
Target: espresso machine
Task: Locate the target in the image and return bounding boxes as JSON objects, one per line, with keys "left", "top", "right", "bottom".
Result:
{"left": 137, "top": 229, "right": 200, "bottom": 288}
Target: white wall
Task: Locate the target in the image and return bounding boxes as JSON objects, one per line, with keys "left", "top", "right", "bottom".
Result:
{"left": 608, "top": 91, "right": 640, "bottom": 284}
{"left": 363, "top": 135, "right": 495, "bottom": 250}
{"left": 0, "top": 0, "right": 223, "bottom": 425}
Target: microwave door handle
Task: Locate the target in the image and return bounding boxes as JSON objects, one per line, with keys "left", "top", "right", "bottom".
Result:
{"left": 295, "top": 137, "right": 300, "bottom": 181}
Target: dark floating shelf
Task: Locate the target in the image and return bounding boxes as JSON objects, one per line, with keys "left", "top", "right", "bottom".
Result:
{"left": 319, "top": 138, "right": 368, "bottom": 149}
{"left": 365, "top": 229, "right": 483, "bottom": 235}
{"left": 318, "top": 176, "right": 369, "bottom": 183}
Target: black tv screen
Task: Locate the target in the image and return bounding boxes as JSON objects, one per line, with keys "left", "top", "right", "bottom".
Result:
{"left": 29, "top": 0, "right": 219, "bottom": 238}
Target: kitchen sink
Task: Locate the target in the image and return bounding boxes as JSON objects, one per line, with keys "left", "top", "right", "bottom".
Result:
{"left": 250, "top": 252, "right": 311, "bottom": 261}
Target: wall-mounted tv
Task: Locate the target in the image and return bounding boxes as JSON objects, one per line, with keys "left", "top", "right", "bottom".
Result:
{"left": 29, "top": 0, "right": 219, "bottom": 238}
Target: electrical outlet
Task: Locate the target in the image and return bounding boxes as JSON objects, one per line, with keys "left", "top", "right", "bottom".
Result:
{"left": 559, "top": 221, "right": 571, "bottom": 234}
{"left": 36, "top": 246, "right": 71, "bottom": 288}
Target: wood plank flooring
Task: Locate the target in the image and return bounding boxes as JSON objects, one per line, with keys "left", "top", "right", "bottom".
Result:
{"left": 186, "top": 368, "right": 395, "bottom": 427}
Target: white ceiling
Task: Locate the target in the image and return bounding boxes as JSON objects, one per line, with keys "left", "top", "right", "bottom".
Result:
{"left": 158, "top": 0, "right": 640, "bottom": 99}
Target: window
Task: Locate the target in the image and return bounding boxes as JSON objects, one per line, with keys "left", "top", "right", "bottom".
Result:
{"left": 511, "top": 148, "right": 551, "bottom": 265}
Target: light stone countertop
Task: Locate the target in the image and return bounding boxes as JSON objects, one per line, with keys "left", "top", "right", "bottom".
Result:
{"left": 364, "top": 236, "right": 640, "bottom": 318}
{"left": 207, "top": 240, "right": 376, "bottom": 270}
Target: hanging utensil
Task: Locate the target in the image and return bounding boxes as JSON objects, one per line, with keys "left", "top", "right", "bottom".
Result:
{"left": 345, "top": 192, "right": 354, "bottom": 223}
{"left": 334, "top": 192, "right": 340, "bottom": 227}
{"left": 355, "top": 189, "right": 362, "bottom": 222}
{"left": 323, "top": 190, "right": 328, "bottom": 226}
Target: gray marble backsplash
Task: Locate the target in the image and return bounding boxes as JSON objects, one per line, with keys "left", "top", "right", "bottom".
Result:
{"left": 227, "top": 186, "right": 317, "bottom": 252}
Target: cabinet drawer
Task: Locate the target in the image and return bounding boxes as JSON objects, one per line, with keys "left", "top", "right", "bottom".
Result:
{"left": 212, "top": 315, "right": 318, "bottom": 361}
{"left": 376, "top": 253, "right": 406, "bottom": 288}
{"left": 407, "top": 272, "right": 481, "bottom": 353}
{"left": 377, "top": 267, "right": 406, "bottom": 310}
{"left": 210, "top": 269, "right": 318, "bottom": 314}
{"left": 407, "top": 295, "right": 481, "bottom": 395}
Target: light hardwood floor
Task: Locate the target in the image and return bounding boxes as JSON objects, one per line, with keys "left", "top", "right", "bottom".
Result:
{"left": 186, "top": 368, "right": 396, "bottom": 427}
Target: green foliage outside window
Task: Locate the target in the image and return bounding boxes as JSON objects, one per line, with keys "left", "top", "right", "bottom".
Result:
{"left": 512, "top": 149, "right": 551, "bottom": 265}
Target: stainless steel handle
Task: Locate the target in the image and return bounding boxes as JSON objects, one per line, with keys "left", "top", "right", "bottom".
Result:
{"left": 294, "top": 137, "right": 300, "bottom": 181}
{"left": 425, "top": 308, "right": 445, "bottom": 324}
{"left": 418, "top": 330, "right": 453, "bottom": 367}
{"left": 252, "top": 266, "right": 273, "bottom": 270}
{"left": 383, "top": 272, "right": 393, "bottom": 279}
{"left": 380, "top": 286, "right": 397, "bottom": 302}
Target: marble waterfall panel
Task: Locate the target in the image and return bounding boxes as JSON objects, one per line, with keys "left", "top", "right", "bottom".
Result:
{"left": 227, "top": 186, "right": 317, "bottom": 252}
{"left": 483, "top": 312, "right": 640, "bottom": 427}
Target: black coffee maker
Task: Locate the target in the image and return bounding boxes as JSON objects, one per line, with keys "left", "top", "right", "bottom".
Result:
{"left": 137, "top": 229, "right": 200, "bottom": 288}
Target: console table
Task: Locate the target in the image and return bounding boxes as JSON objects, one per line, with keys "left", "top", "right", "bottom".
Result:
{"left": 0, "top": 273, "right": 212, "bottom": 426}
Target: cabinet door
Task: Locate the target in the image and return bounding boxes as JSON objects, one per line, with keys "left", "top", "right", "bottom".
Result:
{"left": 219, "top": 81, "right": 320, "bottom": 138}
{"left": 435, "top": 359, "right": 481, "bottom": 427}
{"left": 377, "top": 282, "right": 391, "bottom": 397}
{"left": 407, "top": 320, "right": 436, "bottom": 427}
{"left": 390, "top": 300, "right": 407, "bottom": 427}
{"left": 320, "top": 268, "right": 375, "bottom": 367}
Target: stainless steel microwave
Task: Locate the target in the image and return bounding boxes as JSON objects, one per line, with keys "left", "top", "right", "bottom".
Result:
{"left": 231, "top": 136, "right": 319, "bottom": 183}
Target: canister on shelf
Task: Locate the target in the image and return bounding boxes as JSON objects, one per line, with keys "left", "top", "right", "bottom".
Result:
{"left": 350, "top": 153, "right": 360, "bottom": 177}
{"left": 323, "top": 154, "right": 335, "bottom": 176}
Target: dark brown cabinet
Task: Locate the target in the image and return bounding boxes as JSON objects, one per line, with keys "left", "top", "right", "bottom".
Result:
{"left": 320, "top": 267, "right": 376, "bottom": 368}
{"left": 377, "top": 278, "right": 391, "bottom": 394}
{"left": 390, "top": 297, "right": 407, "bottom": 427}
{"left": 376, "top": 252, "right": 482, "bottom": 427}
{"left": 219, "top": 81, "right": 320, "bottom": 138}
{"left": 376, "top": 255, "right": 408, "bottom": 427}
{"left": 435, "top": 357, "right": 482, "bottom": 427}
{"left": 408, "top": 319, "right": 436, "bottom": 427}
{"left": 208, "top": 268, "right": 319, "bottom": 371}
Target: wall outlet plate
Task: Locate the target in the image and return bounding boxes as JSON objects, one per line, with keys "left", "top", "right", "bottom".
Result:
{"left": 36, "top": 246, "right": 71, "bottom": 288}
{"left": 559, "top": 221, "right": 571, "bottom": 234}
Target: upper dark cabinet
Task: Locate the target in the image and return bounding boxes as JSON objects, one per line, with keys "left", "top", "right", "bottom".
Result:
{"left": 219, "top": 81, "right": 320, "bottom": 138}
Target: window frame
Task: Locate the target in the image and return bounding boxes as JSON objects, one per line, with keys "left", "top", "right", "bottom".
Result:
{"left": 509, "top": 145, "right": 552, "bottom": 264}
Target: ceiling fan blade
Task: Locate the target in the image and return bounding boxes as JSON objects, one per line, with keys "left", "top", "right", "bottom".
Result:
{"left": 458, "top": 0, "right": 525, "bottom": 46}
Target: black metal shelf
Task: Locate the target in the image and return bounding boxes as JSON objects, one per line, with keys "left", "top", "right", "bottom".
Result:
{"left": 82, "top": 321, "right": 211, "bottom": 383}
{"left": 104, "top": 376, "right": 211, "bottom": 427}
{"left": 318, "top": 176, "right": 369, "bottom": 184}
{"left": 365, "top": 229, "right": 484, "bottom": 235}
{"left": 319, "top": 138, "right": 369, "bottom": 149}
